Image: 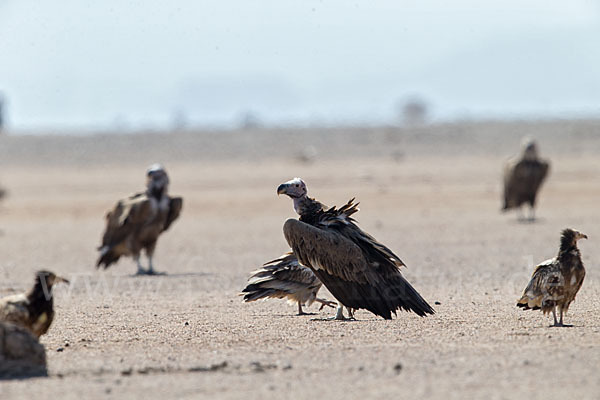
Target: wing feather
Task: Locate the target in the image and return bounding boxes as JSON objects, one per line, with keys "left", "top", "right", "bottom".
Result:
{"left": 163, "top": 197, "right": 183, "bottom": 231}
{"left": 96, "top": 194, "right": 153, "bottom": 268}
{"left": 240, "top": 253, "right": 321, "bottom": 305}
{"left": 517, "top": 258, "right": 561, "bottom": 311}
{"left": 283, "top": 218, "right": 434, "bottom": 319}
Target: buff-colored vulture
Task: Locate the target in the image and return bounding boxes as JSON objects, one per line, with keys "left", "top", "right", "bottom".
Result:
{"left": 0, "top": 270, "right": 69, "bottom": 338}
{"left": 517, "top": 228, "right": 587, "bottom": 327}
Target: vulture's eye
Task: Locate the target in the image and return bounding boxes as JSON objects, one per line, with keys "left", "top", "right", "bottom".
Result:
{"left": 295, "top": 184, "right": 299, "bottom": 187}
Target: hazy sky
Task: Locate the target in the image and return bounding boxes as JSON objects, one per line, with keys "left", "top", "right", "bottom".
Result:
{"left": 1, "top": 0, "right": 599, "bottom": 131}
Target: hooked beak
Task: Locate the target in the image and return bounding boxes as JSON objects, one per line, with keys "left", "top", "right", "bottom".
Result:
{"left": 56, "top": 276, "right": 70, "bottom": 285}
{"left": 579, "top": 233, "right": 588, "bottom": 240}
{"left": 277, "top": 183, "right": 288, "bottom": 196}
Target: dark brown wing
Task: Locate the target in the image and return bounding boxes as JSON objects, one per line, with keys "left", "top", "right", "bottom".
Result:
{"left": 283, "top": 218, "right": 434, "bottom": 319}
{"left": 503, "top": 158, "right": 549, "bottom": 210}
{"left": 96, "top": 194, "right": 153, "bottom": 268}
{"left": 163, "top": 196, "right": 183, "bottom": 232}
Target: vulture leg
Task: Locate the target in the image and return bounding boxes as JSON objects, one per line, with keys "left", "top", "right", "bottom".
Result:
{"left": 551, "top": 307, "right": 561, "bottom": 327}
{"left": 558, "top": 308, "right": 572, "bottom": 327}
{"left": 134, "top": 255, "right": 146, "bottom": 275}
{"left": 517, "top": 207, "right": 525, "bottom": 222}
{"left": 147, "top": 255, "right": 155, "bottom": 275}
{"left": 332, "top": 305, "right": 353, "bottom": 321}
{"left": 144, "top": 243, "right": 164, "bottom": 275}
{"left": 528, "top": 206, "right": 536, "bottom": 222}
{"left": 315, "top": 298, "right": 337, "bottom": 310}
{"left": 346, "top": 307, "right": 356, "bottom": 320}
{"left": 297, "top": 302, "right": 306, "bottom": 315}
{"left": 310, "top": 305, "right": 352, "bottom": 321}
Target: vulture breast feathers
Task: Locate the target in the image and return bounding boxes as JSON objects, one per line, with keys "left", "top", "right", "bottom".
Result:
{"left": 279, "top": 179, "right": 434, "bottom": 320}
{"left": 97, "top": 192, "right": 182, "bottom": 269}
{"left": 503, "top": 140, "right": 549, "bottom": 211}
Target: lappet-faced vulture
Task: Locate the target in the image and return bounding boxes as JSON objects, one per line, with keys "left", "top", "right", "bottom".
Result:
{"left": 502, "top": 138, "right": 550, "bottom": 221}
{"left": 277, "top": 178, "right": 435, "bottom": 320}
{"left": 97, "top": 164, "right": 183, "bottom": 275}
{"left": 0, "top": 270, "right": 69, "bottom": 338}
{"left": 517, "top": 228, "right": 587, "bottom": 327}
{"left": 240, "top": 253, "right": 337, "bottom": 315}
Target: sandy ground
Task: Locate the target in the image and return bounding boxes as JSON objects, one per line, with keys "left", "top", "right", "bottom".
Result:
{"left": 0, "top": 121, "right": 599, "bottom": 399}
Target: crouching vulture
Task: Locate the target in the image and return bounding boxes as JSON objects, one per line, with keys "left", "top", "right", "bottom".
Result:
{"left": 517, "top": 228, "right": 587, "bottom": 327}
{"left": 0, "top": 271, "right": 69, "bottom": 338}
{"left": 502, "top": 138, "right": 550, "bottom": 221}
{"left": 240, "top": 252, "right": 337, "bottom": 315}
{"left": 97, "top": 164, "right": 182, "bottom": 275}
{"left": 277, "top": 178, "right": 434, "bottom": 320}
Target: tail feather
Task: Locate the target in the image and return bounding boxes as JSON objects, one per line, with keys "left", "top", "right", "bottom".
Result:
{"left": 240, "top": 285, "right": 279, "bottom": 302}
{"left": 96, "top": 246, "right": 121, "bottom": 269}
{"left": 516, "top": 294, "right": 542, "bottom": 311}
{"left": 388, "top": 277, "right": 435, "bottom": 317}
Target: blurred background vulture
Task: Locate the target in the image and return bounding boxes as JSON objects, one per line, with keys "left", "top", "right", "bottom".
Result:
{"left": 97, "top": 164, "right": 183, "bottom": 275}
{"left": 517, "top": 228, "right": 587, "bottom": 327}
{"left": 277, "top": 177, "right": 435, "bottom": 320}
{"left": 240, "top": 253, "right": 336, "bottom": 315}
{"left": 0, "top": 270, "right": 69, "bottom": 338}
{"left": 502, "top": 138, "right": 550, "bottom": 221}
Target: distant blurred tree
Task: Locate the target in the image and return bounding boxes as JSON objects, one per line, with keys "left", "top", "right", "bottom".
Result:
{"left": 398, "top": 97, "right": 429, "bottom": 126}
{"left": 238, "top": 110, "right": 262, "bottom": 130}
{"left": 171, "top": 108, "right": 188, "bottom": 132}
{"left": 0, "top": 92, "right": 5, "bottom": 134}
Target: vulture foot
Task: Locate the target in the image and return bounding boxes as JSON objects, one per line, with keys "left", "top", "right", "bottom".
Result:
{"left": 550, "top": 322, "right": 573, "bottom": 328}
{"left": 309, "top": 315, "right": 355, "bottom": 321}
{"left": 310, "top": 306, "right": 355, "bottom": 321}
{"left": 144, "top": 269, "right": 166, "bottom": 276}
{"left": 134, "top": 268, "right": 166, "bottom": 276}
{"left": 316, "top": 298, "right": 337, "bottom": 310}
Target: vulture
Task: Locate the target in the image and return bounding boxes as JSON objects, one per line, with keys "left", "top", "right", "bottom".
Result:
{"left": 517, "top": 228, "right": 587, "bottom": 327}
{"left": 240, "top": 253, "right": 337, "bottom": 315}
{"left": 502, "top": 138, "right": 550, "bottom": 221}
{"left": 277, "top": 178, "right": 435, "bottom": 320}
{"left": 0, "top": 270, "right": 69, "bottom": 338}
{"left": 97, "top": 164, "right": 183, "bottom": 275}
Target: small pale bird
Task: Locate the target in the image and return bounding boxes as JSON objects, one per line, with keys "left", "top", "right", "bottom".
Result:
{"left": 0, "top": 271, "right": 69, "bottom": 338}
{"left": 97, "top": 164, "right": 183, "bottom": 275}
{"left": 517, "top": 228, "right": 587, "bottom": 327}
{"left": 240, "top": 253, "right": 337, "bottom": 315}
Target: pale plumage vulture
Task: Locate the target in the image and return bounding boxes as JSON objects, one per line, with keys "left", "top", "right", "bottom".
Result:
{"left": 0, "top": 270, "right": 69, "bottom": 338}
{"left": 517, "top": 228, "right": 587, "bottom": 327}
{"left": 240, "top": 253, "right": 337, "bottom": 315}
{"left": 277, "top": 178, "right": 435, "bottom": 320}
{"left": 97, "top": 164, "right": 183, "bottom": 275}
{"left": 502, "top": 138, "right": 550, "bottom": 221}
